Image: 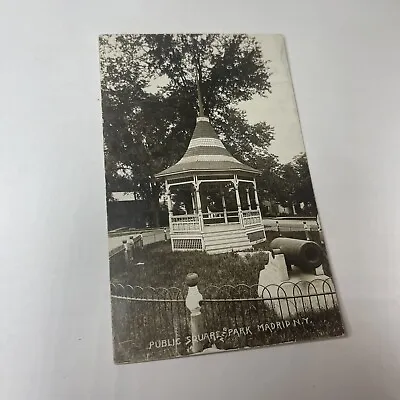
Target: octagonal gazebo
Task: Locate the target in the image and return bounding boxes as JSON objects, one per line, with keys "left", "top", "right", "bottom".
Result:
{"left": 155, "top": 112, "right": 266, "bottom": 254}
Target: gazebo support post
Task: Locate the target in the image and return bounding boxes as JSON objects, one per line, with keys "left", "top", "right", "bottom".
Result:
{"left": 253, "top": 178, "right": 262, "bottom": 223}
{"left": 194, "top": 176, "right": 203, "bottom": 232}
{"left": 233, "top": 175, "right": 243, "bottom": 226}
{"left": 246, "top": 187, "right": 251, "bottom": 210}
{"left": 165, "top": 179, "right": 173, "bottom": 233}
{"left": 220, "top": 184, "right": 228, "bottom": 223}
{"left": 191, "top": 190, "right": 196, "bottom": 214}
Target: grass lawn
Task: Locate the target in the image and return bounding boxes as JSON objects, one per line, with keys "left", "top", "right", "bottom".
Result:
{"left": 109, "top": 230, "right": 343, "bottom": 364}
{"left": 109, "top": 229, "right": 327, "bottom": 290}
{"left": 110, "top": 241, "right": 269, "bottom": 291}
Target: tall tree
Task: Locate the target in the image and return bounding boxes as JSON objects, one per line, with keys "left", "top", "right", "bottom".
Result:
{"left": 99, "top": 34, "right": 274, "bottom": 226}
{"left": 252, "top": 153, "right": 286, "bottom": 208}
{"left": 291, "top": 153, "right": 317, "bottom": 214}
{"left": 275, "top": 153, "right": 317, "bottom": 216}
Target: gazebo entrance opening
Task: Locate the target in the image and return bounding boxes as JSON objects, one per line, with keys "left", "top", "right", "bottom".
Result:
{"left": 167, "top": 175, "right": 262, "bottom": 231}
{"left": 163, "top": 170, "right": 266, "bottom": 253}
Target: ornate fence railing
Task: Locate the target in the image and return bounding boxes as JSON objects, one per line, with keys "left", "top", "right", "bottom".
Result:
{"left": 110, "top": 284, "right": 191, "bottom": 363}
{"left": 171, "top": 214, "right": 200, "bottom": 232}
{"left": 110, "top": 278, "right": 342, "bottom": 363}
{"left": 242, "top": 209, "right": 262, "bottom": 227}
{"left": 172, "top": 210, "right": 263, "bottom": 228}
{"left": 203, "top": 210, "right": 240, "bottom": 224}
{"left": 265, "top": 220, "right": 320, "bottom": 233}
{"left": 201, "top": 279, "right": 338, "bottom": 329}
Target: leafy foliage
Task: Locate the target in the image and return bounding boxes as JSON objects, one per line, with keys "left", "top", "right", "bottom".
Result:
{"left": 279, "top": 153, "right": 317, "bottom": 214}
{"left": 99, "top": 34, "right": 276, "bottom": 225}
{"left": 99, "top": 34, "right": 317, "bottom": 225}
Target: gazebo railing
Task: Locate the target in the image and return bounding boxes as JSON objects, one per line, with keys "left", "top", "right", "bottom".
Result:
{"left": 171, "top": 215, "right": 201, "bottom": 232}
{"left": 242, "top": 209, "right": 262, "bottom": 227}
{"left": 203, "top": 211, "right": 224, "bottom": 219}
{"left": 171, "top": 210, "right": 262, "bottom": 232}
{"left": 203, "top": 210, "right": 240, "bottom": 224}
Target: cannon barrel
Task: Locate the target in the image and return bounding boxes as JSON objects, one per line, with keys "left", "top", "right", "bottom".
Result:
{"left": 270, "top": 237, "right": 323, "bottom": 273}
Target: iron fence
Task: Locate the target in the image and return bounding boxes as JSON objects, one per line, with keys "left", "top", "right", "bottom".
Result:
{"left": 265, "top": 225, "right": 319, "bottom": 231}
{"left": 110, "top": 284, "right": 191, "bottom": 363}
{"left": 110, "top": 277, "right": 342, "bottom": 363}
{"left": 199, "top": 279, "right": 340, "bottom": 351}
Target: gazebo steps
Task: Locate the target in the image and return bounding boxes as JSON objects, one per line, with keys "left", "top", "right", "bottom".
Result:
{"left": 203, "top": 223, "right": 242, "bottom": 233}
{"left": 203, "top": 230, "right": 249, "bottom": 243}
{"left": 203, "top": 228, "right": 252, "bottom": 254}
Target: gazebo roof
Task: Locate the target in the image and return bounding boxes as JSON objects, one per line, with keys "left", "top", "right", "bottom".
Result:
{"left": 155, "top": 116, "right": 260, "bottom": 180}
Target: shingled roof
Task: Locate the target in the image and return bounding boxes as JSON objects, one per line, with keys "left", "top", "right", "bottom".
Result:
{"left": 155, "top": 116, "right": 260, "bottom": 179}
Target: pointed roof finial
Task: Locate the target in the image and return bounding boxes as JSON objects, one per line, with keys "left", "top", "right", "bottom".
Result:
{"left": 196, "top": 71, "right": 205, "bottom": 117}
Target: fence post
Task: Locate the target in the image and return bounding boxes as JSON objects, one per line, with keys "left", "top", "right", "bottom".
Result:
{"left": 164, "top": 228, "right": 168, "bottom": 242}
{"left": 185, "top": 273, "right": 204, "bottom": 354}
{"left": 140, "top": 232, "right": 144, "bottom": 248}
{"left": 303, "top": 221, "right": 312, "bottom": 241}
{"left": 316, "top": 215, "right": 325, "bottom": 246}
{"left": 275, "top": 220, "right": 282, "bottom": 236}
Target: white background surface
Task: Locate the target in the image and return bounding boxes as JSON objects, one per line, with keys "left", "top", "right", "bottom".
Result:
{"left": 1, "top": 1, "right": 400, "bottom": 399}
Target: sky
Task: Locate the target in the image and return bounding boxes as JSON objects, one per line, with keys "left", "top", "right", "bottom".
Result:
{"left": 237, "top": 34, "right": 305, "bottom": 163}
{"left": 143, "top": 34, "right": 306, "bottom": 164}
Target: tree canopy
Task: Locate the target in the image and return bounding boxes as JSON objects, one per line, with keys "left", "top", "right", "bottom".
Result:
{"left": 99, "top": 34, "right": 316, "bottom": 225}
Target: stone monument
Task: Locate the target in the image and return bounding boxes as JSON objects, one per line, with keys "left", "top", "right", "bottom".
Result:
{"left": 257, "top": 238, "right": 337, "bottom": 319}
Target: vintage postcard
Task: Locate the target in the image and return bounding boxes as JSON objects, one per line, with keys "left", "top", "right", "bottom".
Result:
{"left": 99, "top": 34, "right": 345, "bottom": 364}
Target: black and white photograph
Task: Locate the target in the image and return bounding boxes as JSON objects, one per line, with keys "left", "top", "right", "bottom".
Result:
{"left": 5, "top": 1, "right": 400, "bottom": 397}
{"left": 99, "top": 34, "right": 345, "bottom": 364}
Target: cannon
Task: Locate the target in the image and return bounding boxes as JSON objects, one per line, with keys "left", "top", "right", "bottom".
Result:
{"left": 270, "top": 237, "right": 324, "bottom": 273}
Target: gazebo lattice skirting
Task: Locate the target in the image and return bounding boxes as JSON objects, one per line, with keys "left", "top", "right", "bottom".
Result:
{"left": 155, "top": 116, "right": 266, "bottom": 254}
